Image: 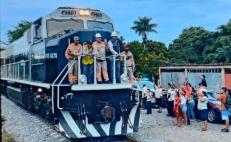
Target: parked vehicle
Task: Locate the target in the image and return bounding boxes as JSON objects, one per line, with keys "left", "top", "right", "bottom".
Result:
{"left": 133, "top": 78, "right": 167, "bottom": 108}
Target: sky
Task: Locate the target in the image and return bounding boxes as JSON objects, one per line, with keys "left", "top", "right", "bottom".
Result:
{"left": 1, "top": 0, "right": 231, "bottom": 46}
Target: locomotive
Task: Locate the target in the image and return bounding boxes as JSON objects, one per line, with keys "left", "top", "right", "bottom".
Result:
{"left": 0, "top": 7, "right": 140, "bottom": 139}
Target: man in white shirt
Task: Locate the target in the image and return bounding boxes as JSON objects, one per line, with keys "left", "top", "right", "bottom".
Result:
{"left": 167, "top": 85, "right": 176, "bottom": 116}
{"left": 155, "top": 84, "right": 163, "bottom": 113}
{"left": 107, "top": 31, "right": 123, "bottom": 83}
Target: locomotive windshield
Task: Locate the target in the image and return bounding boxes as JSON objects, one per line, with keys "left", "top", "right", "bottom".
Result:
{"left": 46, "top": 19, "right": 84, "bottom": 37}
{"left": 87, "top": 20, "right": 113, "bottom": 32}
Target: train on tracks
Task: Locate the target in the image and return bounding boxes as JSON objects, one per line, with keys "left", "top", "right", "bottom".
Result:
{"left": 0, "top": 7, "right": 140, "bottom": 139}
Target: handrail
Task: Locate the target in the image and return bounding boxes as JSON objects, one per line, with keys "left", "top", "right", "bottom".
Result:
{"left": 51, "top": 54, "right": 128, "bottom": 113}
{"left": 94, "top": 56, "right": 97, "bottom": 84}
{"left": 51, "top": 61, "right": 74, "bottom": 113}
{"left": 57, "top": 61, "right": 75, "bottom": 110}
{"left": 52, "top": 64, "right": 68, "bottom": 85}
{"left": 113, "top": 55, "right": 116, "bottom": 84}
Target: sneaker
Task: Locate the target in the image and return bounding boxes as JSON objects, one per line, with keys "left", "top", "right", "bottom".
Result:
{"left": 105, "top": 80, "right": 110, "bottom": 84}
{"left": 221, "top": 128, "right": 229, "bottom": 132}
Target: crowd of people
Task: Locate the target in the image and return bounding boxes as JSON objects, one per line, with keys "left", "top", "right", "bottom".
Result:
{"left": 65, "top": 32, "right": 135, "bottom": 85}
{"left": 142, "top": 75, "right": 231, "bottom": 132}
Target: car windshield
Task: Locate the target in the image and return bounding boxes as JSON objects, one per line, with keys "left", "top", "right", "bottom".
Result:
{"left": 137, "top": 81, "right": 154, "bottom": 90}
{"left": 87, "top": 20, "right": 113, "bottom": 32}
{"left": 46, "top": 19, "right": 84, "bottom": 37}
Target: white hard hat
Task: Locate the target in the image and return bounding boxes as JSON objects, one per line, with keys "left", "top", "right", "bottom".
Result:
{"left": 111, "top": 31, "right": 119, "bottom": 37}
{"left": 73, "top": 36, "right": 80, "bottom": 41}
{"left": 95, "top": 33, "right": 102, "bottom": 38}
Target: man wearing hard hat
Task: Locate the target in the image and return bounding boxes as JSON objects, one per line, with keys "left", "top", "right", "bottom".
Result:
{"left": 107, "top": 31, "right": 123, "bottom": 83}
{"left": 120, "top": 44, "right": 135, "bottom": 83}
{"left": 92, "top": 33, "right": 110, "bottom": 84}
{"left": 65, "top": 36, "right": 82, "bottom": 84}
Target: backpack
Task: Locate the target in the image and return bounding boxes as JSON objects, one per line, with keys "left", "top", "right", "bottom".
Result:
{"left": 225, "top": 90, "right": 231, "bottom": 109}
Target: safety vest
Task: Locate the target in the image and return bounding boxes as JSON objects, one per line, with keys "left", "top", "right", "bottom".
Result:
{"left": 65, "top": 43, "right": 82, "bottom": 59}
{"left": 82, "top": 45, "right": 94, "bottom": 65}
{"left": 93, "top": 41, "right": 106, "bottom": 61}
{"left": 108, "top": 39, "right": 122, "bottom": 56}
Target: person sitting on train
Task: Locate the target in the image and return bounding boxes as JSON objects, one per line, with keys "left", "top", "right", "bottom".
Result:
{"left": 107, "top": 31, "right": 123, "bottom": 83}
{"left": 120, "top": 44, "right": 136, "bottom": 83}
{"left": 82, "top": 41, "right": 96, "bottom": 84}
{"left": 65, "top": 36, "right": 82, "bottom": 85}
{"left": 92, "top": 33, "right": 110, "bottom": 84}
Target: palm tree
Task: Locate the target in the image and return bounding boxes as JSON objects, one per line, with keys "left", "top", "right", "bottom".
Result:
{"left": 131, "top": 17, "right": 157, "bottom": 47}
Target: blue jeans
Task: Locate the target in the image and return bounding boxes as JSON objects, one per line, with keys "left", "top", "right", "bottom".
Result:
{"left": 82, "top": 64, "right": 94, "bottom": 84}
{"left": 108, "top": 57, "right": 121, "bottom": 83}
{"left": 187, "top": 100, "right": 195, "bottom": 120}
{"left": 146, "top": 101, "right": 152, "bottom": 114}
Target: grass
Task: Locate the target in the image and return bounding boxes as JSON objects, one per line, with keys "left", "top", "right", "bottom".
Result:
{"left": 2, "top": 130, "right": 16, "bottom": 142}
{"left": 1, "top": 115, "right": 16, "bottom": 142}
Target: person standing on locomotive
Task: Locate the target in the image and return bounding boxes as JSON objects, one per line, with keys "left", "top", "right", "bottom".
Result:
{"left": 65, "top": 36, "right": 82, "bottom": 85}
{"left": 120, "top": 44, "right": 135, "bottom": 83}
{"left": 93, "top": 33, "right": 110, "bottom": 84}
{"left": 82, "top": 41, "right": 96, "bottom": 84}
{"left": 107, "top": 31, "right": 123, "bottom": 83}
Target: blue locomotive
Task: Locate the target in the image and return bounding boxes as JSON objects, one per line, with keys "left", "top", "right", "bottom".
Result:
{"left": 0, "top": 7, "right": 140, "bottom": 139}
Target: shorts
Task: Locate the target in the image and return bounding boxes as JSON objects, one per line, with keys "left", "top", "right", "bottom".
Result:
{"left": 221, "top": 109, "right": 230, "bottom": 121}
{"left": 156, "top": 98, "right": 162, "bottom": 107}
{"left": 199, "top": 109, "right": 208, "bottom": 121}
{"left": 181, "top": 104, "right": 187, "bottom": 112}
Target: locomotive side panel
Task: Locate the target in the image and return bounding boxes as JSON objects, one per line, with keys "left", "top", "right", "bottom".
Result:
{"left": 45, "top": 45, "right": 58, "bottom": 83}
{"left": 31, "top": 41, "right": 46, "bottom": 82}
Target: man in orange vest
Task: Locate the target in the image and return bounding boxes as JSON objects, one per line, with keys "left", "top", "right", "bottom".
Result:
{"left": 92, "top": 33, "right": 110, "bottom": 84}
{"left": 65, "top": 36, "right": 82, "bottom": 84}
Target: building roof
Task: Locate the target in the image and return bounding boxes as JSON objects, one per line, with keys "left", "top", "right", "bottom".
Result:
{"left": 160, "top": 64, "right": 231, "bottom": 69}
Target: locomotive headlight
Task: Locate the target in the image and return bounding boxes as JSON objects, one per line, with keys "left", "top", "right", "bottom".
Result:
{"left": 38, "top": 88, "right": 42, "bottom": 93}
{"left": 79, "top": 10, "right": 85, "bottom": 15}
{"left": 84, "top": 10, "right": 90, "bottom": 16}
{"left": 79, "top": 10, "right": 90, "bottom": 16}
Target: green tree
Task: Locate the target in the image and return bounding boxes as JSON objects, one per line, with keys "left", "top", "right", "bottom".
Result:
{"left": 168, "top": 27, "right": 211, "bottom": 64}
{"left": 7, "top": 20, "right": 32, "bottom": 43}
{"left": 129, "top": 40, "right": 169, "bottom": 78}
{"left": 131, "top": 17, "right": 157, "bottom": 43}
{"left": 168, "top": 19, "right": 231, "bottom": 65}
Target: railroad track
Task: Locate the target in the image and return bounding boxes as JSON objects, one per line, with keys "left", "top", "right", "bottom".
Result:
{"left": 2, "top": 95, "right": 138, "bottom": 142}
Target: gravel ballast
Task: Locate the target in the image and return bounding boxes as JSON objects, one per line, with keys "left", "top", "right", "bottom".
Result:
{"left": 1, "top": 96, "right": 70, "bottom": 142}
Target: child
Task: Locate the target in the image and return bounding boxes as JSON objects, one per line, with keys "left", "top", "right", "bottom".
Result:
{"left": 174, "top": 91, "right": 182, "bottom": 127}
{"left": 146, "top": 89, "right": 153, "bottom": 114}
{"left": 198, "top": 91, "right": 208, "bottom": 131}
{"left": 179, "top": 88, "right": 188, "bottom": 126}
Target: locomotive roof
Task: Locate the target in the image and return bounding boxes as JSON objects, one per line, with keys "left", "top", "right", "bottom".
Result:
{"left": 45, "top": 7, "right": 113, "bottom": 22}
